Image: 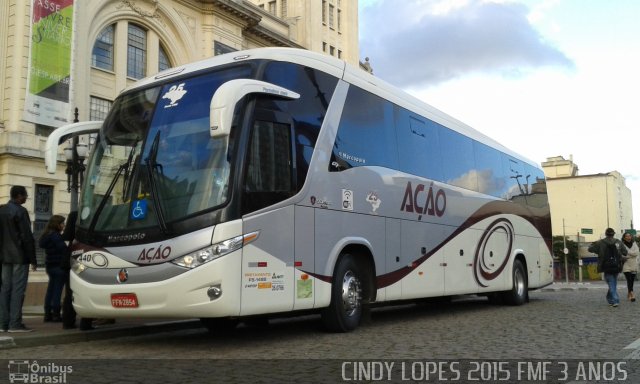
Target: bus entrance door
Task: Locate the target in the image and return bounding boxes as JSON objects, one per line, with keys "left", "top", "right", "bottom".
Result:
{"left": 239, "top": 109, "right": 297, "bottom": 316}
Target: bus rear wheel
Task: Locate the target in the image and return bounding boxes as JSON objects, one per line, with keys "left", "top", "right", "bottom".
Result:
{"left": 321, "top": 254, "right": 364, "bottom": 332}
{"left": 501, "top": 259, "right": 528, "bottom": 305}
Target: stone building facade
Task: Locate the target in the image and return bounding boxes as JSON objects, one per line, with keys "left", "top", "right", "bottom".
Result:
{"left": 0, "top": 0, "right": 359, "bottom": 260}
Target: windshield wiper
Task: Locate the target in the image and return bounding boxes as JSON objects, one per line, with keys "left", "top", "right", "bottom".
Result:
{"left": 122, "top": 141, "right": 140, "bottom": 199}
{"left": 87, "top": 161, "right": 128, "bottom": 236}
{"left": 87, "top": 140, "right": 142, "bottom": 236}
{"left": 145, "top": 131, "right": 169, "bottom": 234}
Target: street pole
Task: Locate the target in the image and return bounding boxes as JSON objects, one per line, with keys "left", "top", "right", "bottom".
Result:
{"left": 563, "top": 219, "right": 569, "bottom": 283}
{"left": 577, "top": 231, "right": 583, "bottom": 282}
{"left": 70, "top": 108, "right": 79, "bottom": 213}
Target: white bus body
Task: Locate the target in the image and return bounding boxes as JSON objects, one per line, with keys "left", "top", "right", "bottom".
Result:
{"left": 46, "top": 48, "right": 552, "bottom": 332}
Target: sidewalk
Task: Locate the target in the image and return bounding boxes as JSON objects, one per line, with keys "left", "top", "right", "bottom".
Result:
{"left": 0, "top": 306, "right": 202, "bottom": 349}
{"left": 539, "top": 281, "right": 608, "bottom": 292}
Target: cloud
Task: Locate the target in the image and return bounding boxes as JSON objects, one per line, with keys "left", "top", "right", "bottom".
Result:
{"left": 360, "top": 0, "right": 575, "bottom": 88}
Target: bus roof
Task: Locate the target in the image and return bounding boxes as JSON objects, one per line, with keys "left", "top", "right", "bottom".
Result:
{"left": 125, "top": 47, "right": 539, "bottom": 169}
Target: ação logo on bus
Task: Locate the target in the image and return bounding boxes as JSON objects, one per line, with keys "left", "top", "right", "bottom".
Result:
{"left": 400, "top": 181, "right": 446, "bottom": 219}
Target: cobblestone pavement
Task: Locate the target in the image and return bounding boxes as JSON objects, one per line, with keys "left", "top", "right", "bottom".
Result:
{"left": 1, "top": 284, "right": 639, "bottom": 383}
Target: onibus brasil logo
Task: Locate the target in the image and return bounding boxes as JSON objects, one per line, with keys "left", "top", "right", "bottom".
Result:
{"left": 8, "top": 360, "right": 73, "bottom": 383}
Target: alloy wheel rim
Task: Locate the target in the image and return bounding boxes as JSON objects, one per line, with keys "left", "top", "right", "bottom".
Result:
{"left": 515, "top": 267, "right": 525, "bottom": 298}
{"left": 341, "top": 270, "right": 361, "bottom": 316}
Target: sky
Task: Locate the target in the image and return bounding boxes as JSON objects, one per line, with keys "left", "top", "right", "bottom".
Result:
{"left": 358, "top": 0, "right": 640, "bottom": 229}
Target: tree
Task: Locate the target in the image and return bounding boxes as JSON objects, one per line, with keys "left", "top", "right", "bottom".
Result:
{"left": 552, "top": 236, "right": 579, "bottom": 265}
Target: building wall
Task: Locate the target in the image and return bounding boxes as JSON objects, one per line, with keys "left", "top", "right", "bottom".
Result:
{"left": 0, "top": 2, "right": 8, "bottom": 132}
{"left": 545, "top": 161, "right": 634, "bottom": 242}
{"left": 0, "top": 0, "right": 63, "bottom": 219}
{"left": 249, "top": 0, "right": 359, "bottom": 65}
{"left": 0, "top": 0, "right": 349, "bottom": 238}
{"left": 541, "top": 155, "right": 578, "bottom": 178}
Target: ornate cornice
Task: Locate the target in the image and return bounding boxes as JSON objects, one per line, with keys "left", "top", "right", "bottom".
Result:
{"left": 245, "top": 24, "right": 303, "bottom": 48}
{"left": 209, "top": 0, "right": 261, "bottom": 26}
{"left": 117, "top": 0, "right": 165, "bottom": 26}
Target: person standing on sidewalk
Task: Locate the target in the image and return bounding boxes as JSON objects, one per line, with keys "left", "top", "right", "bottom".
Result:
{"left": 0, "top": 185, "right": 38, "bottom": 332}
{"left": 38, "top": 215, "right": 68, "bottom": 322}
{"left": 589, "top": 228, "right": 628, "bottom": 307}
{"left": 621, "top": 231, "right": 639, "bottom": 302}
{"left": 61, "top": 211, "right": 77, "bottom": 329}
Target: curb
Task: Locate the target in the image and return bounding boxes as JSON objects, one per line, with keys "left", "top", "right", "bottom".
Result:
{"left": 539, "top": 282, "right": 608, "bottom": 292}
{"left": 540, "top": 287, "right": 594, "bottom": 292}
{"left": 1, "top": 319, "right": 203, "bottom": 349}
{"left": 0, "top": 336, "right": 16, "bottom": 348}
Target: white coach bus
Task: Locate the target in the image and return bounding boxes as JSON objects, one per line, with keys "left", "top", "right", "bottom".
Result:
{"left": 46, "top": 47, "right": 552, "bottom": 332}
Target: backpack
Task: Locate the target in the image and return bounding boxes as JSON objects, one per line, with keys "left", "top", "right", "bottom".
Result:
{"left": 602, "top": 242, "right": 621, "bottom": 274}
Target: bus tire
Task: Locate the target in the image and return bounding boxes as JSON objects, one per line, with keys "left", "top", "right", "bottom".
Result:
{"left": 501, "top": 259, "right": 528, "bottom": 305}
{"left": 321, "top": 254, "right": 363, "bottom": 332}
{"left": 200, "top": 317, "right": 239, "bottom": 334}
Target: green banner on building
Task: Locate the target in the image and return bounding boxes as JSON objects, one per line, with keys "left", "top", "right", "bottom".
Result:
{"left": 23, "top": 0, "right": 74, "bottom": 127}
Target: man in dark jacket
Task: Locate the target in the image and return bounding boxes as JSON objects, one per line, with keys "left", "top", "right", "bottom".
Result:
{"left": 589, "top": 227, "right": 628, "bottom": 307}
{"left": 0, "top": 185, "right": 37, "bottom": 332}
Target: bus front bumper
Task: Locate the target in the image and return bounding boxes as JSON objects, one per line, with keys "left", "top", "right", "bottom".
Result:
{"left": 70, "top": 251, "right": 242, "bottom": 319}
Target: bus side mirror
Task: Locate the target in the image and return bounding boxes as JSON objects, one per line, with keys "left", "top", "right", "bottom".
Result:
{"left": 210, "top": 79, "right": 300, "bottom": 138}
{"left": 45, "top": 121, "right": 103, "bottom": 174}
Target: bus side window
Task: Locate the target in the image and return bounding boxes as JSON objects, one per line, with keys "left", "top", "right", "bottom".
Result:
{"left": 440, "top": 127, "right": 477, "bottom": 191}
{"left": 395, "top": 111, "right": 442, "bottom": 181}
{"left": 242, "top": 120, "right": 295, "bottom": 214}
{"left": 503, "top": 156, "right": 526, "bottom": 199}
{"left": 331, "top": 86, "right": 397, "bottom": 171}
{"left": 474, "top": 141, "right": 505, "bottom": 197}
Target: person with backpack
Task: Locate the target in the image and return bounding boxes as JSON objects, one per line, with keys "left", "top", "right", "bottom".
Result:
{"left": 589, "top": 228, "right": 628, "bottom": 307}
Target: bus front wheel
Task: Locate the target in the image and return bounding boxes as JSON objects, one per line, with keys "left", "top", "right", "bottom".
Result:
{"left": 321, "top": 254, "right": 363, "bottom": 332}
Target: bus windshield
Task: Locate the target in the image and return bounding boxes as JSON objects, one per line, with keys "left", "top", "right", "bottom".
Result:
{"left": 78, "top": 65, "right": 252, "bottom": 232}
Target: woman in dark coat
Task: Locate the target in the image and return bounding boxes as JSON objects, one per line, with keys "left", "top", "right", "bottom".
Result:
{"left": 38, "top": 215, "right": 68, "bottom": 322}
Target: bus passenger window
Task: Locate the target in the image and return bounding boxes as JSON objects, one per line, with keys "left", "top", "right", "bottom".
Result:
{"left": 331, "top": 86, "right": 397, "bottom": 170}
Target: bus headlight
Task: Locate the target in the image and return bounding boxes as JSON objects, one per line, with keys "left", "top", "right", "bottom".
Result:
{"left": 71, "top": 261, "right": 86, "bottom": 274}
{"left": 171, "top": 231, "right": 259, "bottom": 269}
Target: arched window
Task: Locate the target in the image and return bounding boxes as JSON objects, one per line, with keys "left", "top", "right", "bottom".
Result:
{"left": 159, "top": 44, "right": 170, "bottom": 71}
{"left": 92, "top": 23, "right": 170, "bottom": 76}
{"left": 92, "top": 24, "right": 114, "bottom": 71}
{"left": 127, "top": 24, "right": 147, "bottom": 79}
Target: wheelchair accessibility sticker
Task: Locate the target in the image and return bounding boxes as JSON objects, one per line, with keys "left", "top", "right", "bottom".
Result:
{"left": 131, "top": 199, "right": 148, "bottom": 220}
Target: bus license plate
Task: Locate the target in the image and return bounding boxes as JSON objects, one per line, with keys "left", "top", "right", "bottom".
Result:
{"left": 111, "top": 293, "right": 139, "bottom": 308}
